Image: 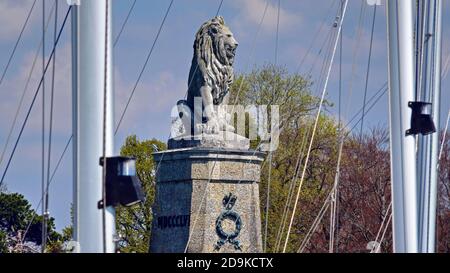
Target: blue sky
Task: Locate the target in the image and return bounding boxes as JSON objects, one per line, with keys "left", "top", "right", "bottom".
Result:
{"left": 1, "top": 0, "right": 450, "bottom": 231}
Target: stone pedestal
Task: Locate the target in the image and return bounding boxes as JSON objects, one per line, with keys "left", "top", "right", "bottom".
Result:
{"left": 149, "top": 148, "right": 265, "bottom": 253}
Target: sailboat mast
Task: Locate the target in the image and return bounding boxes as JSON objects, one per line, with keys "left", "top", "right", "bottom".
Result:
{"left": 417, "top": 0, "right": 442, "bottom": 254}
{"left": 72, "top": 0, "right": 116, "bottom": 253}
{"left": 386, "top": 0, "right": 419, "bottom": 253}
{"left": 71, "top": 1, "right": 79, "bottom": 247}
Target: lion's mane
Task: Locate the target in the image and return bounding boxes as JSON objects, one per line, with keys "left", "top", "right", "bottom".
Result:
{"left": 187, "top": 16, "right": 234, "bottom": 108}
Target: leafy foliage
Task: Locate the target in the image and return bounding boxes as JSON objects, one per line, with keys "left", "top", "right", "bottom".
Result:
{"left": 116, "top": 136, "right": 166, "bottom": 253}
{"left": 0, "top": 192, "right": 61, "bottom": 253}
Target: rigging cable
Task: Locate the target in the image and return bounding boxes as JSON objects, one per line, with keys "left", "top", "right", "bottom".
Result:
{"left": 438, "top": 1, "right": 450, "bottom": 168}
{"left": 359, "top": 5, "right": 377, "bottom": 138}
{"left": 327, "top": 0, "right": 369, "bottom": 253}
{"left": 333, "top": 0, "right": 345, "bottom": 253}
{"left": 41, "top": 0, "right": 47, "bottom": 254}
{"left": 370, "top": 201, "right": 392, "bottom": 253}
{"left": 0, "top": 0, "right": 37, "bottom": 89}
{"left": 20, "top": 135, "right": 72, "bottom": 246}
{"left": 0, "top": 2, "right": 57, "bottom": 169}
{"left": 298, "top": 192, "right": 332, "bottom": 252}
{"left": 274, "top": 0, "right": 345, "bottom": 252}
{"left": 216, "top": 0, "right": 224, "bottom": 16}
{"left": 274, "top": 127, "right": 310, "bottom": 252}
{"left": 114, "top": 0, "right": 137, "bottom": 47}
{"left": 101, "top": 0, "right": 110, "bottom": 253}
{"left": 371, "top": 209, "right": 393, "bottom": 253}
{"left": 0, "top": 6, "right": 73, "bottom": 189}
{"left": 295, "top": 0, "right": 337, "bottom": 76}
{"left": 274, "top": 0, "right": 281, "bottom": 65}
{"left": 264, "top": 0, "right": 281, "bottom": 253}
{"left": 282, "top": 0, "right": 349, "bottom": 253}
{"left": 298, "top": 83, "right": 389, "bottom": 253}
{"left": 274, "top": 8, "right": 342, "bottom": 249}
{"left": 274, "top": 6, "right": 343, "bottom": 250}
{"left": 438, "top": 110, "right": 450, "bottom": 165}
{"left": 43, "top": 0, "right": 59, "bottom": 253}
{"left": 416, "top": 0, "right": 427, "bottom": 101}
{"left": 328, "top": 4, "right": 347, "bottom": 252}
{"left": 115, "top": 0, "right": 174, "bottom": 135}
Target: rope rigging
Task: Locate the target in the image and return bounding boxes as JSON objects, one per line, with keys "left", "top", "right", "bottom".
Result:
{"left": 297, "top": 82, "right": 389, "bottom": 252}
{"left": 114, "top": 0, "right": 138, "bottom": 47}
{"left": 359, "top": 4, "right": 377, "bottom": 138}
{"left": 115, "top": 0, "right": 175, "bottom": 135}
{"left": 20, "top": 135, "right": 72, "bottom": 247}
{"left": 332, "top": 0, "right": 345, "bottom": 253}
{"left": 0, "top": 1, "right": 57, "bottom": 170}
{"left": 101, "top": 0, "right": 111, "bottom": 253}
{"left": 274, "top": 125, "right": 310, "bottom": 252}
{"left": 282, "top": 0, "right": 349, "bottom": 253}
{"left": 44, "top": 0, "right": 59, "bottom": 238}
{"left": 369, "top": 201, "right": 392, "bottom": 253}
{"left": 0, "top": 0, "right": 37, "bottom": 90}
{"left": 327, "top": 0, "right": 371, "bottom": 253}
{"left": 271, "top": 8, "right": 344, "bottom": 251}
{"left": 263, "top": 0, "right": 281, "bottom": 254}
{"left": 295, "top": 0, "right": 338, "bottom": 77}
{"left": 275, "top": 5, "right": 341, "bottom": 252}
{"left": 0, "top": 6, "right": 72, "bottom": 189}
{"left": 282, "top": 2, "right": 384, "bottom": 251}
{"left": 43, "top": 0, "right": 60, "bottom": 253}
{"left": 41, "top": 0, "right": 47, "bottom": 253}
{"left": 438, "top": 110, "right": 450, "bottom": 165}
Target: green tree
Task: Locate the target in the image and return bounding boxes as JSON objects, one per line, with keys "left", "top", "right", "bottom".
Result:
{"left": 230, "top": 65, "right": 339, "bottom": 252}
{"left": 0, "top": 192, "right": 61, "bottom": 253}
{"left": 116, "top": 135, "right": 166, "bottom": 253}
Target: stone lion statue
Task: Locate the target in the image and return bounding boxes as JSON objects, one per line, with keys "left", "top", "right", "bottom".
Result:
{"left": 177, "top": 16, "right": 239, "bottom": 135}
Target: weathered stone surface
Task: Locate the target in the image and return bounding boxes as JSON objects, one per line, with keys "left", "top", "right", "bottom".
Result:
{"left": 168, "top": 131, "right": 250, "bottom": 151}
{"left": 173, "top": 16, "right": 239, "bottom": 137}
{"left": 149, "top": 148, "right": 265, "bottom": 253}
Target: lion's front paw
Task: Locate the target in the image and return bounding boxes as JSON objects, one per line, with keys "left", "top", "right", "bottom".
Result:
{"left": 204, "top": 120, "right": 220, "bottom": 134}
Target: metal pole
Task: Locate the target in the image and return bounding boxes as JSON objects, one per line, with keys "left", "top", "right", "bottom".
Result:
{"left": 71, "top": 1, "right": 79, "bottom": 246}
{"left": 429, "top": 0, "right": 442, "bottom": 253}
{"left": 75, "top": 0, "right": 115, "bottom": 253}
{"left": 41, "top": 0, "right": 46, "bottom": 254}
{"left": 417, "top": 0, "right": 442, "bottom": 253}
{"left": 386, "top": 0, "right": 419, "bottom": 253}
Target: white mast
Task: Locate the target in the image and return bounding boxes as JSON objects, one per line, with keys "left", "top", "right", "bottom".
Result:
{"left": 386, "top": 0, "right": 419, "bottom": 253}
{"left": 417, "top": 0, "right": 442, "bottom": 253}
{"left": 72, "top": 0, "right": 115, "bottom": 253}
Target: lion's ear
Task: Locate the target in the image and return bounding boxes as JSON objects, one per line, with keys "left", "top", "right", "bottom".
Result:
{"left": 215, "top": 16, "right": 225, "bottom": 25}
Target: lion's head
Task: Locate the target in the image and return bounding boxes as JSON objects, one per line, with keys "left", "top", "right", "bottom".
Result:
{"left": 190, "top": 16, "right": 239, "bottom": 105}
{"left": 195, "top": 16, "right": 238, "bottom": 66}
